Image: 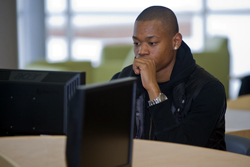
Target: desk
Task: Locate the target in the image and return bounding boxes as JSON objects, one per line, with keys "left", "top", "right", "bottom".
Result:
{"left": 0, "top": 136, "right": 249, "bottom": 167}
{"left": 226, "top": 109, "right": 250, "bottom": 132}
{"left": 226, "top": 94, "right": 250, "bottom": 138}
{"left": 227, "top": 95, "right": 250, "bottom": 110}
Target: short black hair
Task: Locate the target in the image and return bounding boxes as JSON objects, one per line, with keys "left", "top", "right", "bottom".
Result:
{"left": 135, "top": 6, "right": 179, "bottom": 37}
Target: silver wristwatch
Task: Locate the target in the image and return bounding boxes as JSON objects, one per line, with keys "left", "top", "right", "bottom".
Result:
{"left": 148, "top": 93, "right": 168, "bottom": 106}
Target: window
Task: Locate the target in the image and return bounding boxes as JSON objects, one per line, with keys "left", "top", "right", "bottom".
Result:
{"left": 45, "top": 0, "right": 68, "bottom": 62}
{"left": 45, "top": 0, "right": 204, "bottom": 67}
{"left": 205, "top": 0, "right": 250, "bottom": 99}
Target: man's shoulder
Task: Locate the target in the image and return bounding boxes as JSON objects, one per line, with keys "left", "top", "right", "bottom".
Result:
{"left": 184, "top": 64, "right": 225, "bottom": 100}
{"left": 190, "top": 65, "right": 221, "bottom": 85}
{"left": 111, "top": 65, "right": 133, "bottom": 80}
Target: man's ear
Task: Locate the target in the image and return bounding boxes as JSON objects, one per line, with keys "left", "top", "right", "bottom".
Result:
{"left": 173, "top": 33, "right": 182, "bottom": 50}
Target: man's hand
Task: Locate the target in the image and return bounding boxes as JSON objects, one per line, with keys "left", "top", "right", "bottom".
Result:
{"left": 133, "top": 57, "right": 161, "bottom": 100}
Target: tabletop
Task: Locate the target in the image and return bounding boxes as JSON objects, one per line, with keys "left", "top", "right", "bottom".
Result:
{"left": 0, "top": 136, "right": 250, "bottom": 167}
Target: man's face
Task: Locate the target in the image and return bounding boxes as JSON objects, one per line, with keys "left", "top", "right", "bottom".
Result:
{"left": 132, "top": 20, "right": 176, "bottom": 73}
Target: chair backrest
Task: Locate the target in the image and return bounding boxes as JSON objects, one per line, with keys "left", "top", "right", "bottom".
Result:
{"left": 225, "top": 134, "right": 250, "bottom": 156}
{"left": 193, "top": 37, "right": 230, "bottom": 99}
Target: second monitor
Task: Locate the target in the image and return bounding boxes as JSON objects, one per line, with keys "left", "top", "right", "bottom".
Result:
{"left": 66, "top": 77, "right": 137, "bottom": 167}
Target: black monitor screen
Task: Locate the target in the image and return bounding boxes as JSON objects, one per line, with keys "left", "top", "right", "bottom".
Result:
{"left": 66, "top": 77, "right": 136, "bottom": 167}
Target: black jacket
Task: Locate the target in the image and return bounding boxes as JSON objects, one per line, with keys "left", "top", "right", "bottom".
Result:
{"left": 111, "top": 41, "right": 226, "bottom": 150}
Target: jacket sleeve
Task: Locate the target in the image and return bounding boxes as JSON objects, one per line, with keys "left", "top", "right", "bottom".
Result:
{"left": 149, "top": 81, "right": 226, "bottom": 147}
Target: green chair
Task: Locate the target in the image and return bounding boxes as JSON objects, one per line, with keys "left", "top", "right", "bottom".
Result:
{"left": 92, "top": 44, "right": 133, "bottom": 83}
{"left": 193, "top": 37, "right": 230, "bottom": 98}
{"left": 25, "top": 60, "right": 93, "bottom": 84}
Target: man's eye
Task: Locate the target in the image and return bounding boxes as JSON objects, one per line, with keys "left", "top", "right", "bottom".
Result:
{"left": 149, "top": 42, "right": 156, "bottom": 45}
{"left": 133, "top": 42, "right": 140, "bottom": 46}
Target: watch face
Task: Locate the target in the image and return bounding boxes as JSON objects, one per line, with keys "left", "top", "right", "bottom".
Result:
{"left": 148, "top": 93, "right": 167, "bottom": 106}
{"left": 159, "top": 93, "right": 167, "bottom": 101}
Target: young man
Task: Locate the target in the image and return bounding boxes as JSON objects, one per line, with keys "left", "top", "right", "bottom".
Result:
{"left": 111, "top": 6, "right": 226, "bottom": 150}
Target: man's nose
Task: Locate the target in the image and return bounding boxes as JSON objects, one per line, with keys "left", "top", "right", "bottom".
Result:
{"left": 138, "top": 44, "right": 149, "bottom": 56}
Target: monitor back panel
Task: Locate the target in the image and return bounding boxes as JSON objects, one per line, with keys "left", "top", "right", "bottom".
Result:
{"left": 0, "top": 69, "right": 85, "bottom": 135}
{"left": 67, "top": 77, "right": 136, "bottom": 167}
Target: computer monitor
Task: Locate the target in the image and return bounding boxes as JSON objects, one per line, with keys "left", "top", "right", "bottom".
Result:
{"left": 66, "top": 77, "right": 136, "bottom": 167}
{"left": 0, "top": 68, "right": 85, "bottom": 136}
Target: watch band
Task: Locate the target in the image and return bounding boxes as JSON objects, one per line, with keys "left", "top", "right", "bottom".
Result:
{"left": 148, "top": 93, "right": 168, "bottom": 106}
